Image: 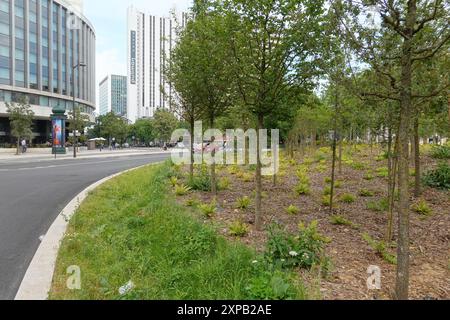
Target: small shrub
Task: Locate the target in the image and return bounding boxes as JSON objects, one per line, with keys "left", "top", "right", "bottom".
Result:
{"left": 169, "top": 176, "right": 178, "bottom": 187}
{"left": 265, "top": 221, "right": 330, "bottom": 270}
{"left": 316, "top": 164, "right": 327, "bottom": 173}
{"left": 367, "top": 198, "right": 389, "bottom": 212}
{"left": 351, "top": 162, "right": 366, "bottom": 170}
{"left": 229, "top": 220, "right": 250, "bottom": 237}
{"left": 228, "top": 165, "right": 240, "bottom": 175}
{"left": 286, "top": 205, "right": 300, "bottom": 215}
{"left": 330, "top": 215, "right": 359, "bottom": 229}
{"left": 423, "top": 162, "right": 450, "bottom": 190}
{"left": 359, "top": 189, "right": 375, "bottom": 197}
{"left": 175, "top": 184, "right": 191, "bottom": 196}
{"left": 236, "top": 196, "right": 251, "bottom": 210}
{"left": 323, "top": 186, "right": 331, "bottom": 196}
{"left": 376, "top": 167, "right": 389, "bottom": 178}
{"left": 364, "top": 173, "right": 375, "bottom": 181}
{"left": 241, "top": 173, "right": 254, "bottom": 182}
{"left": 324, "top": 177, "right": 332, "bottom": 184}
{"left": 321, "top": 195, "right": 331, "bottom": 207}
{"left": 199, "top": 201, "right": 217, "bottom": 218}
{"left": 295, "top": 183, "right": 310, "bottom": 196}
{"left": 430, "top": 145, "right": 450, "bottom": 160}
{"left": 185, "top": 198, "right": 200, "bottom": 207}
{"left": 340, "top": 193, "right": 356, "bottom": 204}
{"left": 188, "top": 167, "right": 212, "bottom": 191}
{"left": 334, "top": 180, "right": 343, "bottom": 188}
{"left": 362, "top": 233, "right": 397, "bottom": 265}
{"left": 411, "top": 199, "right": 433, "bottom": 216}
{"left": 218, "top": 177, "right": 231, "bottom": 190}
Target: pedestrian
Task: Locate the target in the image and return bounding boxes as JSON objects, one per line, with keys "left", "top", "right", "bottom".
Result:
{"left": 21, "top": 139, "right": 27, "bottom": 154}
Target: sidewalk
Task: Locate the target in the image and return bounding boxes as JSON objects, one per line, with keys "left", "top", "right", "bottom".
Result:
{"left": 0, "top": 148, "right": 170, "bottom": 162}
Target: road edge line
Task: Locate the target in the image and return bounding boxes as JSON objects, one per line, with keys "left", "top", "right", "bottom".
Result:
{"left": 14, "top": 163, "right": 160, "bottom": 300}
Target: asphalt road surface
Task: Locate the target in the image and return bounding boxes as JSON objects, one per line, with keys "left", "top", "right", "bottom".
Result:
{"left": 0, "top": 153, "right": 169, "bottom": 300}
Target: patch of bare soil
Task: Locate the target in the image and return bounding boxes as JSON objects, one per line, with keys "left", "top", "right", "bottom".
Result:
{"left": 173, "top": 147, "right": 449, "bottom": 300}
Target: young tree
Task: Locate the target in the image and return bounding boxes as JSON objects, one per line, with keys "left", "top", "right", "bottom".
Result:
{"left": 6, "top": 98, "right": 35, "bottom": 155}
{"left": 153, "top": 109, "right": 179, "bottom": 144}
{"left": 67, "top": 107, "right": 90, "bottom": 146}
{"left": 336, "top": 0, "right": 450, "bottom": 299}
{"left": 226, "top": 0, "right": 327, "bottom": 230}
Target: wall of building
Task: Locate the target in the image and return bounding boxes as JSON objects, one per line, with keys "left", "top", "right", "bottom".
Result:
{"left": 126, "top": 6, "right": 187, "bottom": 123}
{"left": 0, "top": 0, "right": 95, "bottom": 143}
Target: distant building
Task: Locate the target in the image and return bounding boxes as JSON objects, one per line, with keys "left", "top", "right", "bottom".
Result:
{"left": 126, "top": 6, "right": 187, "bottom": 123}
{"left": 99, "top": 75, "right": 127, "bottom": 117}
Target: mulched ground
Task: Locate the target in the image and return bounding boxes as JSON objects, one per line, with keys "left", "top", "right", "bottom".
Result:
{"left": 174, "top": 146, "right": 449, "bottom": 300}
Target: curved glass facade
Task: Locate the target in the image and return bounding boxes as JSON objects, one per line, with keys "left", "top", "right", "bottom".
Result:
{"left": 0, "top": 0, "right": 95, "bottom": 111}
{"left": 0, "top": 0, "right": 95, "bottom": 144}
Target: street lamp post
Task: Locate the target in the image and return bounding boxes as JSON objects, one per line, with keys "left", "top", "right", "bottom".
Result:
{"left": 72, "top": 62, "right": 86, "bottom": 158}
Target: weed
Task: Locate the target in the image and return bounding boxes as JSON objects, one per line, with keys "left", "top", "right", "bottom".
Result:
{"left": 199, "top": 201, "right": 217, "bottom": 218}
{"left": 236, "top": 196, "right": 252, "bottom": 210}
{"left": 330, "top": 215, "right": 359, "bottom": 229}
{"left": 295, "top": 183, "right": 311, "bottom": 196}
{"left": 175, "top": 184, "right": 191, "bottom": 196}
{"left": 286, "top": 205, "right": 300, "bottom": 215}
{"left": 411, "top": 199, "right": 433, "bottom": 216}
{"left": 340, "top": 193, "right": 356, "bottom": 204}
{"left": 362, "top": 233, "right": 397, "bottom": 265}
{"left": 229, "top": 220, "right": 250, "bottom": 237}
{"left": 359, "top": 189, "right": 375, "bottom": 197}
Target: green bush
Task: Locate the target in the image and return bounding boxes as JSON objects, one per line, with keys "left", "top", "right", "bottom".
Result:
{"left": 359, "top": 189, "right": 375, "bottom": 197}
{"left": 367, "top": 198, "right": 389, "bottom": 212}
{"left": 285, "top": 205, "right": 300, "bottom": 215}
{"left": 236, "top": 196, "right": 251, "bottom": 210}
{"left": 423, "top": 162, "right": 450, "bottom": 190}
{"left": 362, "top": 233, "right": 396, "bottom": 265}
{"left": 329, "top": 215, "right": 358, "bottom": 229}
{"left": 340, "top": 193, "right": 356, "bottom": 203}
{"left": 229, "top": 220, "right": 250, "bottom": 237}
{"left": 175, "top": 184, "right": 191, "bottom": 196}
{"left": 188, "top": 168, "right": 212, "bottom": 191}
{"left": 295, "top": 183, "right": 310, "bottom": 196}
{"left": 411, "top": 199, "right": 433, "bottom": 216}
{"left": 430, "top": 145, "right": 450, "bottom": 159}
{"left": 199, "top": 201, "right": 217, "bottom": 218}
{"left": 265, "top": 221, "right": 330, "bottom": 270}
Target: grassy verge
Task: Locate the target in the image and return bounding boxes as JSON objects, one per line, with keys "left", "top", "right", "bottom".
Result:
{"left": 49, "top": 162, "right": 311, "bottom": 300}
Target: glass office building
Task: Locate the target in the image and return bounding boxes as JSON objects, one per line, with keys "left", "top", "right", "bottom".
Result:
{"left": 0, "top": 0, "right": 95, "bottom": 145}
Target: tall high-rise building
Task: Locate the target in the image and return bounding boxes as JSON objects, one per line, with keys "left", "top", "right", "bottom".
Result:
{"left": 126, "top": 6, "right": 187, "bottom": 123}
{"left": 0, "top": 0, "right": 96, "bottom": 145}
{"left": 99, "top": 74, "right": 127, "bottom": 117}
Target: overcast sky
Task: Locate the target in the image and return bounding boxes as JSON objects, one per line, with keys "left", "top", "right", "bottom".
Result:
{"left": 84, "top": 0, "right": 192, "bottom": 110}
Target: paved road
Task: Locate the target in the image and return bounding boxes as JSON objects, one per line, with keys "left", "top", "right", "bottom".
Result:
{"left": 0, "top": 153, "right": 169, "bottom": 300}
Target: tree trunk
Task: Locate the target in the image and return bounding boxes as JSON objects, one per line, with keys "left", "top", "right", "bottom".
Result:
{"left": 395, "top": 0, "right": 416, "bottom": 300}
{"left": 16, "top": 138, "right": 20, "bottom": 156}
{"left": 255, "top": 114, "right": 264, "bottom": 230}
{"left": 210, "top": 118, "right": 217, "bottom": 195}
{"left": 414, "top": 116, "right": 421, "bottom": 197}
{"left": 386, "top": 131, "right": 398, "bottom": 243}
{"left": 189, "top": 119, "right": 194, "bottom": 181}
{"left": 338, "top": 134, "right": 343, "bottom": 175}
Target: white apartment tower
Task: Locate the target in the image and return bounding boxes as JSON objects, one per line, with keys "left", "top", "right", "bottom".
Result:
{"left": 127, "top": 6, "right": 187, "bottom": 123}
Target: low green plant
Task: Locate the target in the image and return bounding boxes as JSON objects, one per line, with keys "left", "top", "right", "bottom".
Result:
{"left": 330, "top": 215, "right": 359, "bottom": 229}
{"left": 265, "top": 221, "right": 330, "bottom": 270}
{"left": 286, "top": 205, "right": 300, "bottom": 215}
{"left": 245, "top": 269, "right": 298, "bottom": 300}
{"left": 359, "top": 189, "right": 375, "bottom": 197}
{"left": 411, "top": 199, "right": 433, "bottom": 216}
{"left": 376, "top": 167, "right": 389, "bottom": 178}
{"left": 323, "top": 186, "right": 331, "bottom": 196}
{"left": 236, "top": 196, "right": 251, "bottom": 210}
{"left": 364, "top": 173, "right": 375, "bottom": 181}
{"left": 362, "top": 233, "right": 397, "bottom": 265}
{"left": 188, "top": 167, "right": 212, "bottom": 191}
{"left": 169, "top": 176, "right": 179, "bottom": 187}
{"left": 198, "top": 201, "right": 217, "bottom": 218}
{"left": 229, "top": 220, "right": 250, "bottom": 237}
{"left": 175, "top": 184, "right": 191, "bottom": 196}
{"left": 423, "top": 162, "right": 450, "bottom": 190}
{"left": 367, "top": 198, "right": 389, "bottom": 212}
{"left": 218, "top": 177, "right": 231, "bottom": 190}
{"left": 241, "top": 173, "right": 254, "bottom": 182}
{"left": 340, "top": 193, "right": 356, "bottom": 203}
{"left": 295, "top": 183, "right": 310, "bottom": 196}
{"left": 324, "top": 177, "right": 332, "bottom": 183}
{"left": 228, "top": 165, "right": 240, "bottom": 175}
{"left": 321, "top": 195, "right": 331, "bottom": 207}
{"left": 430, "top": 145, "right": 450, "bottom": 160}
{"left": 185, "top": 198, "right": 200, "bottom": 207}
{"left": 351, "top": 162, "right": 366, "bottom": 170}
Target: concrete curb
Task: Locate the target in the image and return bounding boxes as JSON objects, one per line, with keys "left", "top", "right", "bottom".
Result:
{"left": 14, "top": 163, "right": 158, "bottom": 300}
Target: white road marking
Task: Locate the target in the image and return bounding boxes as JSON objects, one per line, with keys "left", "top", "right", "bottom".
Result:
{"left": 0, "top": 157, "right": 159, "bottom": 172}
